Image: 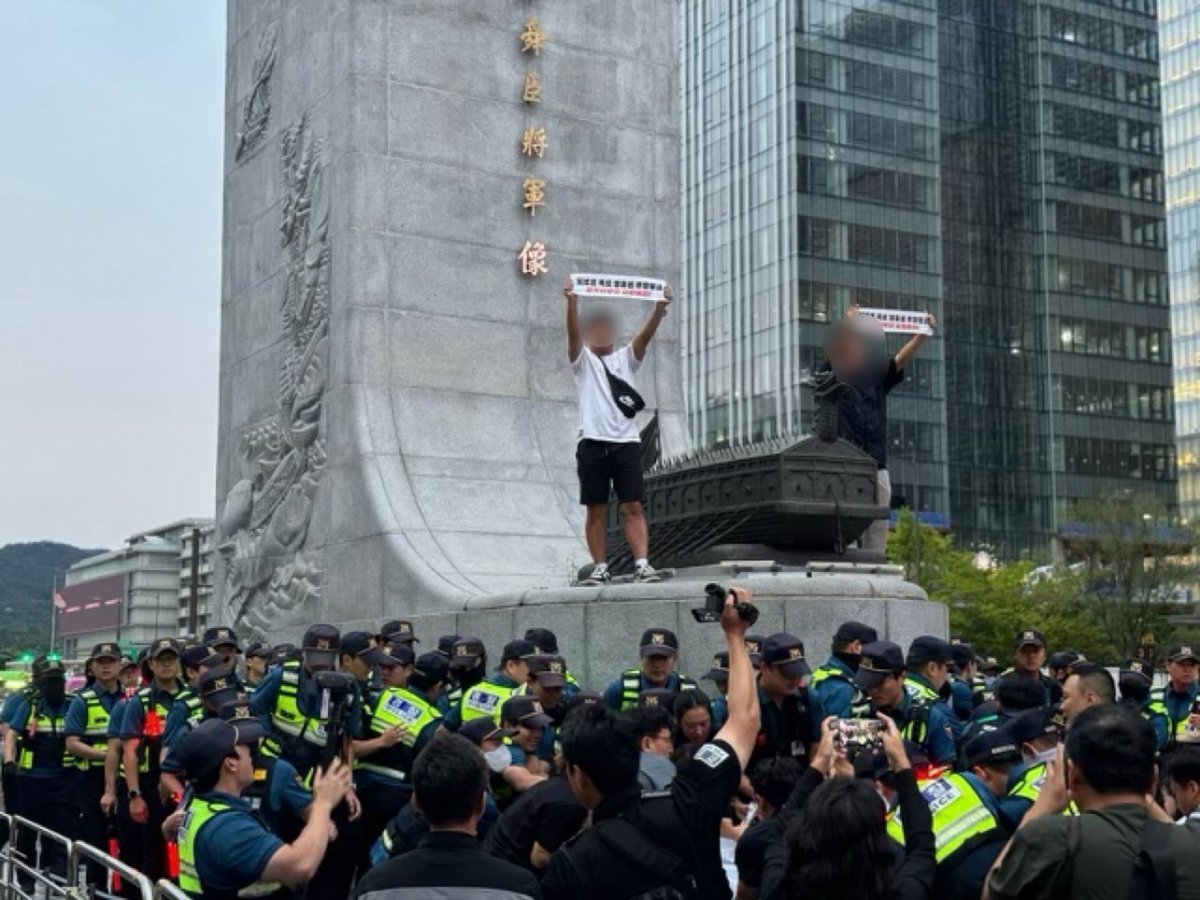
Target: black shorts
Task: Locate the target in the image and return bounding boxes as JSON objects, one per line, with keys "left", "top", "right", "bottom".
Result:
{"left": 577, "top": 439, "right": 645, "bottom": 506}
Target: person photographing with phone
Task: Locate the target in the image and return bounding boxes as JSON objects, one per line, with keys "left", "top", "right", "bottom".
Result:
{"left": 564, "top": 276, "right": 673, "bottom": 586}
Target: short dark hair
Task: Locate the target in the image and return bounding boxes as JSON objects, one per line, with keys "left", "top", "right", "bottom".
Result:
{"left": 1166, "top": 746, "right": 1200, "bottom": 787}
{"left": 1065, "top": 705, "right": 1154, "bottom": 796}
{"left": 996, "top": 677, "right": 1045, "bottom": 712}
{"left": 412, "top": 733, "right": 487, "bottom": 827}
{"left": 560, "top": 703, "right": 640, "bottom": 797}
{"left": 625, "top": 705, "right": 674, "bottom": 742}
{"left": 1068, "top": 663, "right": 1115, "bottom": 704}
{"left": 750, "top": 757, "right": 803, "bottom": 811}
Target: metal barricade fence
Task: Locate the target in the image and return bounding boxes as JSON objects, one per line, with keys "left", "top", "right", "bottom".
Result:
{"left": 3, "top": 815, "right": 73, "bottom": 900}
{"left": 69, "top": 840, "right": 155, "bottom": 900}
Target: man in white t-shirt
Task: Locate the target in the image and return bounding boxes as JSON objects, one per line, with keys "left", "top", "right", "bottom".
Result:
{"left": 564, "top": 277, "right": 672, "bottom": 585}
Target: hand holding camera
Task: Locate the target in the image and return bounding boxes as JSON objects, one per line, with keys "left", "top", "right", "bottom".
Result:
{"left": 692, "top": 583, "right": 759, "bottom": 628}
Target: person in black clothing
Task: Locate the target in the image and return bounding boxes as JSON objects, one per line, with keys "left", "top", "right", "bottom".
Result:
{"left": 541, "top": 586, "right": 762, "bottom": 900}
{"left": 761, "top": 713, "right": 936, "bottom": 900}
{"left": 355, "top": 732, "right": 542, "bottom": 899}
{"left": 824, "top": 305, "right": 935, "bottom": 553}
{"left": 736, "top": 757, "right": 803, "bottom": 898}
{"left": 483, "top": 770, "right": 586, "bottom": 876}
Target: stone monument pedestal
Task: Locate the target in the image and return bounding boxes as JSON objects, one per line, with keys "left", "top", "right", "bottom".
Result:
{"left": 329, "top": 566, "right": 945, "bottom": 689}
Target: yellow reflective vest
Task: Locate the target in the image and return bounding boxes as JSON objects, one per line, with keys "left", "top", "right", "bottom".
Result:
{"left": 356, "top": 686, "right": 441, "bottom": 781}
{"left": 887, "top": 773, "right": 1003, "bottom": 863}
{"left": 177, "top": 794, "right": 282, "bottom": 899}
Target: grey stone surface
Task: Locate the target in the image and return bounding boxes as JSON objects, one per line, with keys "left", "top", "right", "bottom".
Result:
{"left": 216, "top": 0, "right": 687, "bottom": 637}
{"left": 256, "top": 572, "right": 948, "bottom": 691}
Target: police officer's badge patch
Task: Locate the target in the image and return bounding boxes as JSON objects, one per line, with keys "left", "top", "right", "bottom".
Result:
{"left": 694, "top": 743, "right": 730, "bottom": 769}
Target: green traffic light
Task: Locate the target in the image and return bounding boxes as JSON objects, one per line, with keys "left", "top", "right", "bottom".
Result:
{"left": 47, "top": 652, "right": 62, "bottom": 662}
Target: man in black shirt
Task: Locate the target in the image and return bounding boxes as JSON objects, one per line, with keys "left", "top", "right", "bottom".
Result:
{"left": 356, "top": 733, "right": 541, "bottom": 899}
{"left": 541, "top": 586, "right": 761, "bottom": 900}
{"left": 483, "top": 774, "right": 586, "bottom": 875}
{"left": 830, "top": 305, "right": 935, "bottom": 553}
{"left": 735, "top": 756, "right": 802, "bottom": 897}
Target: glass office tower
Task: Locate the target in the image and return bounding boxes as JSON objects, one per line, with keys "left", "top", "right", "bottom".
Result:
{"left": 682, "top": 0, "right": 1174, "bottom": 560}
{"left": 681, "top": 0, "right": 949, "bottom": 523}
{"left": 1162, "top": 0, "right": 1200, "bottom": 524}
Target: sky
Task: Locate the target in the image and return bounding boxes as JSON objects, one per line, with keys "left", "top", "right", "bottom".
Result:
{"left": 0, "top": 3, "right": 225, "bottom": 549}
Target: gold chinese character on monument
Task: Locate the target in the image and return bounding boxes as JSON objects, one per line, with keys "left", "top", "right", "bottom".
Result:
{"left": 518, "top": 240, "right": 549, "bottom": 277}
{"left": 522, "top": 177, "right": 546, "bottom": 215}
{"left": 519, "top": 18, "right": 548, "bottom": 55}
{"left": 523, "top": 71, "right": 543, "bottom": 104}
{"left": 521, "top": 126, "right": 548, "bottom": 158}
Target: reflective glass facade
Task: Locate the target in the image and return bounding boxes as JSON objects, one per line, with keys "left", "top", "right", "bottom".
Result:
{"left": 682, "top": 0, "right": 1174, "bottom": 560}
{"left": 1162, "top": 0, "right": 1200, "bottom": 523}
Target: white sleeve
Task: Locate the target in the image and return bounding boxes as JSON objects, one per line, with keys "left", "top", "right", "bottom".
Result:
{"left": 621, "top": 344, "right": 642, "bottom": 374}
{"left": 570, "top": 346, "right": 588, "bottom": 372}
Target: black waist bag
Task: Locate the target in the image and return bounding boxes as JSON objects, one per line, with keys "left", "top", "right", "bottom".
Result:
{"left": 601, "top": 359, "right": 646, "bottom": 419}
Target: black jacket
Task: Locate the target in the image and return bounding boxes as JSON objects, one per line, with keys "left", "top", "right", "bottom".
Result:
{"left": 355, "top": 831, "right": 542, "bottom": 899}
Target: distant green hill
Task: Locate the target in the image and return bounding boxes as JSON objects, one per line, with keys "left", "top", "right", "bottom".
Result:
{"left": 0, "top": 541, "right": 105, "bottom": 662}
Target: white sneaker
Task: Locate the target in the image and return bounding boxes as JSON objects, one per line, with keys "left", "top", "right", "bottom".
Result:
{"left": 579, "top": 563, "right": 612, "bottom": 586}
{"left": 634, "top": 563, "right": 662, "bottom": 583}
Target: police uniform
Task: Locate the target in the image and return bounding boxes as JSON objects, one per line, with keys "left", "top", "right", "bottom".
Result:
{"left": 602, "top": 628, "right": 698, "bottom": 710}
{"left": 65, "top": 643, "right": 125, "bottom": 852}
{"left": 121, "top": 639, "right": 189, "bottom": 881}
{"left": 854, "top": 641, "right": 958, "bottom": 765}
{"left": 7, "top": 664, "right": 77, "bottom": 878}
{"left": 249, "top": 625, "right": 361, "bottom": 897}
{"left": 174, "top": 718, "right": 290, "bottom": 900}
{"left": 1151, "top": 645, "right": 1200, "bottom": 747}
{"left": 701, "top": 652, "right": 730, "bottom": 728}
{"left": 443, "top": 638, "right": 534, "bottom": 729}
{"left": 355, "top": 660, "right": 442, "bottom": 867}
{"left": 751, "top": 634, "right": 823, "bottom": 769}
{"left": 809, "top": 655, "right": 871, "bottom": 719}
{"left": 998, "top": 629, "right": 1062, "bottom": 706}
{"left": 524, "top": 628, "right": 582, "bottom": 702}
{"left": 887, "top": 769, "right": 1007, "bottom": 898}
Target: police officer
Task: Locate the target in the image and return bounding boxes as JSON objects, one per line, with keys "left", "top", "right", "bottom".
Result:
{"left": 65, "top": 642, "right": 125, "bottom": 854}
{"left": 603, "top": 627, "right": 698, "bottom": 710}
{"left": 522, "top": 654, "right": 569, "bottom": 727}
{"left": 379, "top": 620, "right": 419, "bottom": 648}
{"left": 119, "top": 637, "right": 186, "bottom": 879}
{"left": 203, "top": 626, "right": 243, "bottom": 672}
{"left": 854, "top": 640, "right": 957, "bottom": 765}
{"left": 702, "top": 651, "right": 729, "bottom": 728}
{"left": 1118, "top": 659, "right": 1168, "bottom": 750}
{"left": 948, "top": 642, "right": 979, "bottom": 720}
{"left": 905, "top": 635, "right": 960, "bottom": 736}
{"left": 433, "top": 634, "right": 463, "bottom": 713}
{"left": 440, "top": 637, "right": 489, "bottom": 718}
{"left": 888, "top": 729, "right": 1014, "bottom": 898}
{"left": 354, "top": 645, "right": 442, "bottom": 870}
{"left": 524, "top": 627, "right": 583, "bottom": 698}
{"left": 173, "top": 717, "right": 350, "bottom": 899}
{"left": 217, "top": 699, "right": 311, "bottom": 841}
{"left": 445, "top": 638, "right": 537, "bottom": 729}
{"left": 1150, "top": 644, "right": 1200, "bottom": 746}
{"left": 339, "top": 630, "right": 393, "bottom": 698}
{"left": 250, "top": 624, "right": 362, "bottom": 896}
{"left": 1047, "top": 649, "right": 1085, "bottom": 684}
{"left": 752, "top": 633, "right": 823, "bottom": 769}
{"left": 996, "top": 629, "right": 1062, "bottom": 706}
{"left": 0, "top": 657, "right": 50, "bottom": 813}
{"left": 160, "top": 668, "right": 244, "bottom": 801}
{"left": 809, "top": 620, "right": 877, "bottom": 719}
{"left": 2, "top": 658, "right": 77, "bottom": 881}
{"left": 244, "top": 643, "right": 270, "bottom": 692}
{"left": 998, "top": 706, "right": 1063, "bottom": 823}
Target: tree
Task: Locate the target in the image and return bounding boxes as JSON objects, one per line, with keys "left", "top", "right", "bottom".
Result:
{"left": 1064, "top": 493, "right": 1198, "bottom": 661}
{"left": 887, "top": 510, "right": 1109, "bottom": 661}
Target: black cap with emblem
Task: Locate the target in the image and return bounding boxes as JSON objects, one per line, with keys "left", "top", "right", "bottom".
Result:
{"left": 639, "top": 628, "right": 679, "bottom": 658}
{"left": 853, "top": 641, "right": 905, "bottom": 690}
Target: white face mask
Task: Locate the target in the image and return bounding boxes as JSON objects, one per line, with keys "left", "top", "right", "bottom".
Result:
{"left": 484, "top": 745, "right": 513, "bottom": 773}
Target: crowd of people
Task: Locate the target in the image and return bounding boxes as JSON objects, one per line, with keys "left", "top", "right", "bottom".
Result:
{"left": 1, "top": 592, "right": 1199, "bottom": 898}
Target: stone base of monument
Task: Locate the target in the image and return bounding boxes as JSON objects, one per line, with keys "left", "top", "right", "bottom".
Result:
{"left": 329, "top": 565, "right": 945, "bottom": 691}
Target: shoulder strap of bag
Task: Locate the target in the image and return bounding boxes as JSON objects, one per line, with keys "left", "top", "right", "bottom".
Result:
{"left": 1127, "top": 818, "right": 1179, "bottom": 900}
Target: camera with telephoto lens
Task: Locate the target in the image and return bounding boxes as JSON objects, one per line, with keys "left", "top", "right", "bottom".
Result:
{"left": 835, "top": 719, "right": 885, "bottom": 757}
{"left": 691, "top": 583, "right": 760, "bottom": 626}
{"left": 315, "top": 670, "right": 357, "bottom": 768}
